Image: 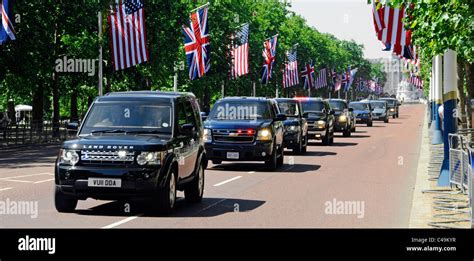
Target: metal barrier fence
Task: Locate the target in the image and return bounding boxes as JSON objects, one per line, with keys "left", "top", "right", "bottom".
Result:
{"left": 0, "top": 120, "right": 76, "bottom": 146}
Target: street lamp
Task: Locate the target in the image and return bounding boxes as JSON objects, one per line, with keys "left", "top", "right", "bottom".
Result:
{"left": 174, "top": 61, "right": 185, "bottom": 92}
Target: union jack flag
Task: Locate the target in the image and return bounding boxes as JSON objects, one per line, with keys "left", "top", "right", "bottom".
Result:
{"left": 301, "top": 62, "right": 315, "bottom": 89}
{"left": 183, "top": 5, "right": 210, "bottom": 80}
{"left": 261, "top": 35, "right": 278, "bottom": 84}
{"left": 283, "top": 48, "right": 299, "bottom": 88}
{"left": 0, "top": 0, "right": 15, "bottom": 45}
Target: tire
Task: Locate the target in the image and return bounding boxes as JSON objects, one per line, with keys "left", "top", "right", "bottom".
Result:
{"left": 302, "top": 135, "right": 307, "bottom": 153}
{"left": 343, "top": 128, "right": 351, "bottom": 137}
{"left": 293, "top": 136, "right": 303, "bottom": 154}
{"left": 384, "top": 117, "right": 389, "bottom": 123}
{"left": 351, "top": 125, "right": 356, "bottom": 132}
{"left": 265, "top": 144, "right": 278, "bottom": 171}
{"left": 367, "top": 121, "right": 373, "bottom": 127}
{"left": 277, "top": 146, "right": 284, "bottom": 167}
{"left": 329, "top": 132, "right": 335, "bottom": 145}
{"left": 396, "top": 113, "right": 399, "bottom": 118}
{"left": 211, "top": 160, "right": 222, "bottom": 165}
{"left": 392, "top": 115, "right": 396, "bottom": 119}
{"left": 153, "top": 169, "right": 177, "bottom": 214}
{"left": 184, "top": 161, "right": 204, "bottom": 203}
{"left": 322, "top": 128, "right": 330, "bottom": 145}
{"left": 54, "top": 186, "right": 78, "bottom": 213}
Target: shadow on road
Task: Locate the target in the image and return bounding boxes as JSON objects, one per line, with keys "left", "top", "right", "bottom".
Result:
{"left": 210, "top": 162, "right": 320, "bottom": 173}
{"left": 296, "top": 151, "right": 337, "bottom": 157}
{"left": 74, "top": 197, "right": 266, "bottom": 218}
{"left": 0, "top": 144, "right": 60, "bottom": 168}
{"left": 330, "top": 142, "right": 358, "bottom": 147}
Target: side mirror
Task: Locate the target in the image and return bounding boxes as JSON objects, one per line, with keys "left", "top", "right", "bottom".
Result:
{"left": 275, "top": 113, "right": 287, "bottom": 121}
{"left": 200, "top": 112, "right": 208, "bottom": 121}
{"left": 348, "top": 108, "right": 354, "bottom": 112}
{"left": 180, "top": 123, "right": 195, "bottom": 136}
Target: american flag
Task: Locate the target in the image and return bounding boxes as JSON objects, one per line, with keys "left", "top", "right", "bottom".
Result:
{"left": 283, "top": 48, "right": 299, "bottom": 88}
{"left": 301, "top": 62, "right": 315, "bottom": 89}
{"left": 183, "top": 5, "right": 210, "bottom": 80}
{"left": 394, "top": 44, "right": 420, "bottom": 67}
{"left": 108, "top": 0, "right": 149, "bottom": 71}
{"left": 315, "top": 68, "right": 327, "bottom": 89}
{"left": 230, "top": 23, "right": 249, "bottom": 78}
{"left": 372, "top": 1, "right": 411, "bottom": 52}
{"left": 410, "top": 73, "right": 423, "bottom": 89}
{"left": 1, "top": 0, "right": 16, "bottom": 44}
{"left": 261, "top": 35, "right": 278, "bottom": 84}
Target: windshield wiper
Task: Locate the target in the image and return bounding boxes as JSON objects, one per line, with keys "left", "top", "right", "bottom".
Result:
{"left": 91, "top": 129, "right": 127, "bottom": 135}
{"left": 126, "top": 130, "right": 171, "bottom": 135}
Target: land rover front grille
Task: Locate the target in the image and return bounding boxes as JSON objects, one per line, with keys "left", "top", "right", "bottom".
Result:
{"left": 212, "top": 129, "right": 255, "bottom": 143}
{"left": 80, "top": 150, "right": 135, "bottom": 164}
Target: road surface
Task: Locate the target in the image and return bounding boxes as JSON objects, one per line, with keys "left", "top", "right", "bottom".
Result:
{"left": 0, "top": 104, "right": 424, "bottom": 228}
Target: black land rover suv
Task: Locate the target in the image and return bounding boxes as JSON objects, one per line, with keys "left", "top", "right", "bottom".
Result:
{"left": 327, "top": 99, "right": 355, "bottom": 137}
{"left": 275, "top": 98, "right": 308, "bottom": 154}
{"left": 54, "top": 91, "right": 206, "bottom": 214}
{"left": 203, "top": 97, "right": 286, "bottom": 171}
{"left": 298, "top": 98, "right": 335, "bottom": 145}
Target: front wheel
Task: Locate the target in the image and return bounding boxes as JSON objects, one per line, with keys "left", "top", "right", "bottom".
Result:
{"left": 265, "top": 145, "right": 278, "bottom": 171}
{"left": 293, "top": 136, "right": 303, "bottom": 154}
{"left": 392, "top": 115, "right": 396, "bottom": 119}
{"left": 277, "top": 146, "right": 284, "bottom": 167}
{"left": 184, "top": 161, "right": 205, "bottom": 203}
{"left": 384, "top": 117, "right": 389, "bottom": 123}
{"left": 343, "top": 128, "right": 351, "bottom": 137}
{"left": 153, "top": 169, "right": 177, "bottom": 214}
{"left": 367, "top": 121, "right": 373, "bottom": 127}
{"left": 54, "top": 186, "right": 78, "bottom": 213}
{"left": 302, "top": 135, "right": 308, "bottom": 153}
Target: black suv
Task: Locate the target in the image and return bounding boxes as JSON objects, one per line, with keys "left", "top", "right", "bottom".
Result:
{"left": 327, "top": 99, "right": 355, "bottom": 137}
{"left": 298, "top": 98, "right": 335, "bottom": 145}
{"left": 380, "top": 98, "right": 400, "bottom": 118}
{"left": 275, "top": 98, "right": 308, "bottom": 154}
{"left": 203, "top": 97, "right": 286, "bottom": 171}
{"left": 54, "top": 91, "right": 206, "bottom": 214}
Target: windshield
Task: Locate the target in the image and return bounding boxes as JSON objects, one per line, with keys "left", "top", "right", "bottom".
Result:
{"left": 349, "top": 103, "right": 369, "bottom": 111}
{"left": 381, "top": 99, "right": 397, "bottom": 106}
{"left": 79, "top": 102, "right": 173, "bottom": 136}
{"left": 208, "top": 101, "right": 272, "bottom": 120}
{"left": 301, "top": 101, "right": 324, "bottom": 113}
{"left": 329, "top": 101, "right": 346, "bottom": 111}
{"left": 277, "top": 101, "right": 299, "bottom": 117}
{"left": 370, "top": 102, "right": 386, "bottom": 109}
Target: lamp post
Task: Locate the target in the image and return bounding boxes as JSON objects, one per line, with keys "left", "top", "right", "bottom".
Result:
{"left": 174, "top": 61, "right": 185, "bottom": 92}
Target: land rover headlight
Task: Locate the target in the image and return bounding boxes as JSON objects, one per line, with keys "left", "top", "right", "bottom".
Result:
{"left": 203, "top": 128, "right": 212, "bottom": 142}
{"left": 286, "top": 125, "right": 300, "bottom": 132}
{"left": 390, "top": 108, "right": 395, "bottom": 112}
{"left": 317, "top": 120, "right": 326, "bottom": 129}
{"left": 257, "top": 128, "right": 272, "bottom": 141}
{"left": 338, "top": 115, "right": 347, "bottom": 122}
{"left": 60, "top": 149, "right": 79, "bottom": 166}
{"left": 137, "top": 152, "right": 162, "bottom": 166}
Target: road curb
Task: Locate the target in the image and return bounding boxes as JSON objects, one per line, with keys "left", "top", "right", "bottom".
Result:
{"left": 408, "top": 109, "right": 432, "bottom": 228}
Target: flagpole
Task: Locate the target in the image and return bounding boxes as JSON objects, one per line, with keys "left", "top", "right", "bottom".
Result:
{"left": 264, "top": 34, "right": 279, "bottom": 41}
{"left": 190, "top": 2, "right": 210, "bottom": 13}
{"left": 98, "top": 4, "right": 103, "bottom": 96}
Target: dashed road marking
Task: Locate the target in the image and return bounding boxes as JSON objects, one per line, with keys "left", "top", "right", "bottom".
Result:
{"left": 213, "top": 176, "right": 242, "bottom": 187}
{"left": 0, "top": 187, "right": 13, "bottom": 191}
{"left": 102, "top": 215, "right": 142, "bottom": 229}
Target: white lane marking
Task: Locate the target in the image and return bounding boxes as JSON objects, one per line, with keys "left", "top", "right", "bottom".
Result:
{"left": 0, "top": 173, "right": 53, "bottom": 180}
{"left": 102, "top": 215, "right": 142, "bottom": 229}
{"left": 2, "top": 179, "right": 34, "bottom": 183}
{"left": 34, "top": 178, "right": 55, "bottom": 184}
{"left": 213, "top": 176, "right": 242, "bottom": 187}
{"left": 0, "top": 187, "right": 13, "bottom": 191}
{"left": 247, "top": 171, "right": 255, "bottom": 174}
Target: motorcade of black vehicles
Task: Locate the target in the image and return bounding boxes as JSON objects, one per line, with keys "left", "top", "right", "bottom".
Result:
{"left": 55, "top": 91, "right": 206, "bottom": 214}
{"left": 370, "top": 100, "right": 390, "bottom": 123}
{"left": 380, "top": 97, "right": 400, "bottom": 119}
{"left": 275, "top": 98, "right": 308, "bottom": 154}
{"left": 297, "top": 97, "right": 335, "bottom": 145}
{"left": 327, "top": 99, "right": 355, "bottom": 137}
{"left": 202, "top": 97, "right": 286, "bottom": 171}
{"left": 349, "top": 101, "right": 373, "bottom": 127}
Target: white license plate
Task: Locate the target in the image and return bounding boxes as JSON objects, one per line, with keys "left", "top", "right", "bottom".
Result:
{"left": 226, "top": 152, "right": 239, "bottom": 159}
{"left": 88, "top": 178, "right": 122, "bottom": 188}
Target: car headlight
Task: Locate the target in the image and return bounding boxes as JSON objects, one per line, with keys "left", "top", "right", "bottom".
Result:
{"left": 285, "top": 125, "right": 300, "bottom": 132}
{"left": 257, "top": 128, "right": 272, "bottom": 141}
{"left": 317, "top": 120, "right": 326, "bottom": 129}
{"left": 137, "top": 152, "right": 162, "bottom": 166}
{"left": 60, "top": 149, "right": 79, "bottom": 166}
{"left": 338, "top": 115, "right": 347, "bottom": 122}
{"left": 203, "top": 128, "right": 212, "bottom": 142}
{"left": 390, "top": 108, "right": 395, "bottom": 112}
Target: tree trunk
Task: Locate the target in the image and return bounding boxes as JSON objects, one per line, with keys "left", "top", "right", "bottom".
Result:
{"left": 52, "top": 25, "right": 60, "bottom": 138}
{"left": 32, "top": 84, "right": 44, "bottom": 132}
{"left": 457, "top": 59, "right": 466, "bottom": 129}
{"left": 70, "top": 89, "right": 78, "bottom": 122}
{"left": 465, "top": 63, "right": 474, "bottom": 129}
